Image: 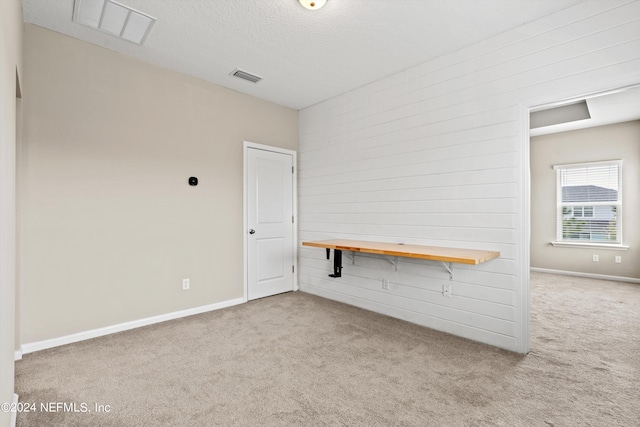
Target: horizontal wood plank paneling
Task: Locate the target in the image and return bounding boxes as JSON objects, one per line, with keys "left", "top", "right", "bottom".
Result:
{"left": 298, "top": 0, "right": 640, "bottom": 352}
{"left": 299, "top": 199, "right": 519, "bottom": 214}
{"left": 299, "top": 273, "right": 516, "bottom": 335}
{"left": 300, "top": 224, "right": 515, "bottom": 244}
{"left": 299, "top": 249, "right": 518, "bottom": 289}
{"left": 298, "top": 152, "right": 519, "bottom": 188}
{"left": 299, "top": 213, "right": 517, "bottom": 229}
{"left": 300, "top": 168, "right": 519, "bottom": 196}
{"left": 301, "top": 283, "right": 517, "bottom": 350}
{"left": 300, "top": 137, "right": 516, "bottom": 180}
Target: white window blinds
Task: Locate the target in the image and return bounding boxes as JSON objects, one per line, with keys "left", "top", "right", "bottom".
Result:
{"left": 554, "top": 161, "right": 622, "bottom": 244}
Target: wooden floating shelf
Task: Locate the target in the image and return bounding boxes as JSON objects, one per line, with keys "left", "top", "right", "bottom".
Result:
{"left": 303, "top": 239, "right": 500, "bottom": 265}
{"left": 302, "top": 239, "right": 500, "bottom": 279}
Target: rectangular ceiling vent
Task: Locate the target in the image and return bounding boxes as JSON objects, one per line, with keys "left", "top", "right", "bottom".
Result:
{"left": 73, "top": 0, "right": 156, "bottom": 46}
{"left": 230, "top": 69, "right": 262, "bottom": 84}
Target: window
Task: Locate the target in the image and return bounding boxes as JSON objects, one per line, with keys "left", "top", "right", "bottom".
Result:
{"left": 566, "top": 206, "right": 594, "bottom": 218}
{"left": 554, "top": 160, "right": 622, "bottom": 245}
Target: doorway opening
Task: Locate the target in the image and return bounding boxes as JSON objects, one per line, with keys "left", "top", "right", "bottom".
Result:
{"left": 524, "top": 83, "right": 640, "bottom": 353}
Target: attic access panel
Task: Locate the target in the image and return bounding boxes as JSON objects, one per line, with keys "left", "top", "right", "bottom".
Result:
{"left": 73, "top": 0, "right": 156, "bottom": 45}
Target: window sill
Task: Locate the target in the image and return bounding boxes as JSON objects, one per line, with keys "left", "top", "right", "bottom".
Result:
{"left": 551, "top": 241, "right": 629, "bottom": 250}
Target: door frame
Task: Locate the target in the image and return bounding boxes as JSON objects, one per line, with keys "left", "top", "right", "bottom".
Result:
{"left": 517, "top": 79, "right": 640, "bottom": 354}
{"left": 243, "top": 141, "right": 298, "bottom": 302}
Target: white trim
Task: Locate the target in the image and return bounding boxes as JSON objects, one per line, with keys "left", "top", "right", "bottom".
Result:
{"left": 243, "top": 141, "right": 298, "bottom": 303}
{"left": 10, "top": 394, "right": 18, "bottom": 427}
{"left": 20, "top": 297, "right": 244, "bottom": 355}
{"left": 528, "top": 84, "right": 640, "bottom": 113}
{"left": 552, "top": 159, "right": 622, "bottom": 170}
{"left": 550, "top": 241, "right": 629, "bottom": 250}
{"left": 517, "top": 103, "right": 531, "bottom": 354}
{"left": 243, "top": 143, "right": 249, "bottom": 303}
{"left": 14, "top": 350, "right": 22, "bottom": 361}
{"left": 528, "top": 83, "right": 640, "bottom": 114}
{"left": 531, "top": 267, "right": 640, "bottom": 284}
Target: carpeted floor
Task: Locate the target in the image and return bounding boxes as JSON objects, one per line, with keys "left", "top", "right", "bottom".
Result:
{"left": 14, "top": 272, "right": 640, "bottom": 426}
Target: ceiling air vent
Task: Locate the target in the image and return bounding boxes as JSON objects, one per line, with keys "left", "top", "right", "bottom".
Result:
{"left": 230, "top": 69, "right": 262, "bottom": 84}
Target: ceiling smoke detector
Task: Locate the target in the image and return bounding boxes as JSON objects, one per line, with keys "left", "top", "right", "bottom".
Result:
{"left": 299, "top": 0, "right": 327, "bottom": 10}
{"left": 73, "top": 0, "right": 156, "bottom": 45}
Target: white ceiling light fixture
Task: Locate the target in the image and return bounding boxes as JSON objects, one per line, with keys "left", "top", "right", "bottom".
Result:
{"left": 298, "top": 0, "right": 327, "bottom": 10}
{"left": 73, "top": 0, "right": 156, "bottom": 45}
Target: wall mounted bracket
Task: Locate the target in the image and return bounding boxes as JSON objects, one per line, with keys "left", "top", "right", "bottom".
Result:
{"left": 344, "top": 252, "right": 356, "bottom": 265}
{"left": 326, "top": 248, "right": 342, "bottom": 278}
{"left": 442, "top": 262, "right": 454, "bottom": 280}
{"left": 385, "top": 256, "right": 398, "bottom": 271}
{"left": 325, "top": 250, "right": 452, "bottom": 279}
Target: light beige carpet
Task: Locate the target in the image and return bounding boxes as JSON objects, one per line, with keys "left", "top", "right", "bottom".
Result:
{"left": 15, "top": 272, "right": 640, "bottom": 426}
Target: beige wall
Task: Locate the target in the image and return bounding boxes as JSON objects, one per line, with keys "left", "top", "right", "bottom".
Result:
{"left": 1, "top": 0, "right": 23, "bottom": 425}
{"left": 531, "top": 121, "right": 640, "bottom": 279}
{"left": 19, "top": 25, "right": 298, "bottom": 344}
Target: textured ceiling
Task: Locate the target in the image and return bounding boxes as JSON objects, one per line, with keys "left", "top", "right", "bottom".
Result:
{"left": 22, "top": 0, "right": 583, "bottom": 110}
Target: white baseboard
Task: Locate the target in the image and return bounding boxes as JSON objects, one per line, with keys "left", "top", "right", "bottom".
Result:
{"left": 14, "top": 350, "right": 22, "bottom": 361}
{"left": 531, "top": 267, "right": 640, "bottom": 284}
{"left": 10, "top": 394, "right": 18, "bottom": 427}
{"left": 20, "top": 297, "right": 245, "bottom": 356}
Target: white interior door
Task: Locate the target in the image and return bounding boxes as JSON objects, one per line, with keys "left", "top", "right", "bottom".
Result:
{"left": 247, "top": 147, "right": 294, "bottom": 300}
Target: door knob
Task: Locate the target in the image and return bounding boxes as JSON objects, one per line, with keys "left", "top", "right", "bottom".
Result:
{"left": 249, "top": 229, "right": 255, "bottom": 234}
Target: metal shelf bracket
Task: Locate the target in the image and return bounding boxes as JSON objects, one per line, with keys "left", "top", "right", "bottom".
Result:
{"left": 344, "top": 251, "right": 356, "bottom": 265}
{"left": 386, "top": 256, "right": 398, "bottom": 271}
{"left": 442, "top": 262, "right": 454, "bottom": 280}
{"left": 325, "top": 250, "right": 453, "bottom": 280}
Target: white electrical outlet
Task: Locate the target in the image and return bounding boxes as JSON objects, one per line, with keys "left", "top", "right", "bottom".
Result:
{"left": 592, "top": 254, "right": 599, "bottom": 262}
{"left": 615, "top": 256, "right": 622, "bottom": 264}
{"left": 182, "top": 278, "right": 190, "bottom": 290}
{"left": 382, "top": 278, "right": 389, "bottom": 290}
{"left": 442, "top": 284, "right": 452, "bottom": 297}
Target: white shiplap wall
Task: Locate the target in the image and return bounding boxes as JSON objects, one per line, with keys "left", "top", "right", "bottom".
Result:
{"left": 297, "top": 0, "right": 640, "bottom": 353}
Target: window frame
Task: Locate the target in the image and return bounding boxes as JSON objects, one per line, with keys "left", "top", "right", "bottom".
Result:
{"left": 552, "top": 160, "right": 625, "bottom": 249}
